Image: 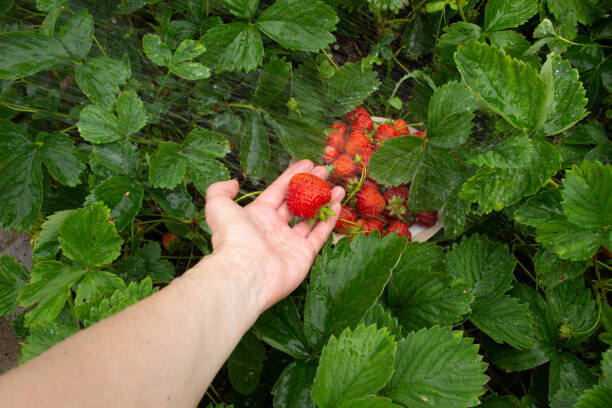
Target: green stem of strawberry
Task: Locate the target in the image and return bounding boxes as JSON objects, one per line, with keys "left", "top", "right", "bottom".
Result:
{"left": 342, "top": 156, "right": 367, "bottom": 206}
{"left": 308, "top": 205, "right": 336, "bottom": 227}
{"left": 234, "top": 190, "right": 262, "bottom": 203}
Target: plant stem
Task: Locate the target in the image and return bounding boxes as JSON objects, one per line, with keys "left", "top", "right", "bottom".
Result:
{"left": 93, "top": 35, "right": 108, "bottom": 57}
{"left": 235, "top": 191, "right": 263, "bottom": 203}
{"left": 322, "top": 49, "right": 339, "bottom": 69}
{"left": 121, "top": 0, "right": 135, "bottom": 31}
{"left": 456, "top": 0, "right": 468, "bottom": 22}
{"left": 155, "top": 70, "right": 172, "bottom": 100}
{"left": 226, "top": 103, "right": 266, "bottom": 113}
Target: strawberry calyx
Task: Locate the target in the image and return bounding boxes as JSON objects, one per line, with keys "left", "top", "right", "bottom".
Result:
{"left": 385, "top": 195, "right": 411, "bottom": 221}
{"left": 308, "top": 204, "right": 337, "bottom": 226}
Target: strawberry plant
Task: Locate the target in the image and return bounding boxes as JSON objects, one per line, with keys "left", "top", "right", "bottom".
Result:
{"left": 0, "top": 0, "right": 611, "bottom": 407}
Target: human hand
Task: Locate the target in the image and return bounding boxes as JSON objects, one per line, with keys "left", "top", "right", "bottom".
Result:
{"left": 203, "top": 160, "right": 345, "bottom": 311}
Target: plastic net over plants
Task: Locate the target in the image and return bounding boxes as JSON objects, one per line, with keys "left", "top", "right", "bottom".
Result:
{"left": 0, "top": 1, "right": 611, "bottom": 407}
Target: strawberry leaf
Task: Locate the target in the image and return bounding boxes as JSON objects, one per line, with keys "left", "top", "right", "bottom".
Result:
{"left": 90, "top": 139, "right": 139, "bottom": 178}
{"left": 0, "top": 255, "right": 29, "bottom": 316}
{"left": 149, "top": 142, "right": 187, "bottom": 188}
{"left": 549, "top": 352, "right": 597, "bottom": 403}
{"left": 272, "top": 360, "right": 318, "bottom": 408}
{"left": 116, "top": 90, "right": 147, "bottom": 137}
{"left": 303, "top": 234, "right": 405, "bottom": 350}
{"left": 369, "top": 135, "right": 425, "bottom": 187}
{"left": 327, "top": 63, "right": 380, "bottom": 117}
{"left": 533, "top": 249, "right": 589, "bottom": 289}
{"left": 312, "top": 325, "right": 396, "bottom": 408}
{"left": 202, "top": 22, "right": 264, "bottom": 73}
{"left": 19, "top": 320, "right": 77, "bottom": 364}
{"left": 427, "top": 81, "right": 475, "bottom": 148}
{"left": 227, "top": 331, "right": 266, "bottom": 395}
{"left": 58, "top": 10, "right": 93, "bottom": 60}
{"left": 466, "top": 137, "right": 534, "bottom": 168}
{"left": 240, "top": 111, "right": 270, "bottom": 181}
{"left": 574, "top": 384, "right": 612, "bottom": 408}
{"left": 483, "top": 0, "right": 538, "bottom": 32}
{"left": 382, "top": 326, "right": 488, "bottom": 408}
{"left": 37, "top": 131, "right": 84, "bottom": 187}
{"left": 0, "top": 32, "right": 70, "bottom": 79}
{"left": 75, "top": 57, "right": 130, "bottom": 111}
{"left": 74, "top": 270, "right": 125, "bottom": 322}
{"left": 85, "top": 176, "right": 144, "bottom": 231}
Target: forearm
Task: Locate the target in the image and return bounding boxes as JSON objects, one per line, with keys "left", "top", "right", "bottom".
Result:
{"left": 0, "top": 252, "right": 263, "bottom": 407}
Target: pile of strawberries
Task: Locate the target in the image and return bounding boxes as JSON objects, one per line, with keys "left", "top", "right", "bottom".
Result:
{"left": 323, "top": 107, "right": 437, "bottom": 240}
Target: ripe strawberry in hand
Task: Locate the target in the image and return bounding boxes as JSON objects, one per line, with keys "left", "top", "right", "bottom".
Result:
{"left": 334, "top": 206, "right": 358, "bottom": 235}
{"left": 383, "top": 187, "right": 411, "bottom": 221}
{"left": 345, "top": 130, "right": 372, "bottom": 156}
{"left": 415, "top": 210, "right": 438, "bottom": 227}
{"left": 287, "top": 173, "right": 333, "bottom": 219}
{"left": 393, "top": 119, "right": 410, "bottom": 136}
{"left": 357, "top": 218, "right": 384, "bottom": 237}
{"left": 374, "top": 123, "right": 398, "bottom": 143}
{"left": 332, "top": 154, "right": 356, "bottom": 178}
{"left": 356, "top": 185, "right": 385, "bottom": 217}
{"left": 386, "top": 221, "right": 412, "bottom": 239}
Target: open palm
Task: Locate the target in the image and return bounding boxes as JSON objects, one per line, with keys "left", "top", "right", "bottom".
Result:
{"left": 204, "top": 160, "right": 344, "bottom": 310}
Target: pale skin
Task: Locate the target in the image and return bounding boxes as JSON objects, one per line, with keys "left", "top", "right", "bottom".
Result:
{"left": 0, "top": 159, "right": 345, "bottom": 407}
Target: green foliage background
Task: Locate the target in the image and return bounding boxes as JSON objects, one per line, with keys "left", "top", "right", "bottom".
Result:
{"left": 0, "top": 0, "right": 611, "bottom": 407}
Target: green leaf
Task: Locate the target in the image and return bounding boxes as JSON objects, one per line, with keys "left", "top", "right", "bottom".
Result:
{"left": 90, "top": 139, "right": 139, "bottom": 178}
{"left": 455, "top": 41, "right": 547, "bottom": 134}
{"left": 256, "top": 0, "right": 338, "bottom": 52}
{"left": 18, "top": 261, "right": 85, "bottom": 326}
{"left": 466, "top": 137, "right": 534, "bottom": 168}
{"left": 272, "top": 360, "right": 317, "bottom": 408}
{"left": 252, "top": 56, "right": 291, "bottom": 108}
{"left": 549, "top": 352, "right": 597, "bottom": 402}
{"left": 58, "top": 10, "right": 93, "bottom": 59}
{"left": 186, "top": 156, "right": 230, "bottom": 196}
{"left": 240, "top": 111, "right": 270, "bottom": 181}
{"left": 574, "top": 385, "right": 612, "bottom": 408}
{"left": 603, "top": 349, "right": 612, "bottom": 386}
{"left": 388, "top": 242, "right": 472, "bottom": 332}
{"left": 561, "top": 160, "right": 611, "bottom": 229}
{"left": 265, "top": 114, "right": 325, "bottom": 162}
{"left": 0, "top": 32, "right": 70, "bottom": 79}
{"left": 84, "top": 278, "right": 155, "bottom": 327}
{"left": 148, "top": 186, "right": 195, "bottom": 219}
{"left": 362, "top": 303, "right": 403, "bottom": 340}
{"left": 35, "top": 0, "right": 64, "bottom": 12}
{"left": 0, "top": 120, "right": 33, "bottom": 164}
{"left": 173, "top": 39, "right": 207, "bottom": 64}
{"left": 369, "top": 135, "right": 425, "bottom": 187}
{"left": 58, "top": 202, "right": 123, "bottom": 268}
{"left": 222, "top": 0, "right": 259, "bottom": 19}
{"left": 541, "top": 56, "right": 588, "bottom": 136}
{"left": 486, "top": 30, "right": 531, "bottom": 59}
{"left": 437, "top": 22, "right": 482, "bottom": 64}
{"left": 32, "top": 210, "right": 74, "bottom": 262}
{"left": 402, "top": 15, "right": 435, "bottom": 60}
{"left": 536, "top": 218, "right": 605, "bottom": 261}
{"left": 327, "top": 63, "right": 380, "bottom": 117}
{"left": 461, "top": 140, "right": 562, "bottom": 213}
{"left": 533, "top": 249, "right": 588, "bottom": 289}
{"left": 37, "top": 132, "right": 83, "bottom": 186}
{"left": 85, "top": 176, "right": 144, "bottom": 231}
{"left": 113, "top": 242, "right": 175, "bottom": 284}
{"left": 0, "top": 145, "right": 43, "bottom": 231}
{"left": 383, "top": 326, "right": 488, "bottom": 408}
{"left": 116, "top": 90, "right": 147, "bottom": 137}
{"left": 0, "top": 255, "right": 29, "bottom": 316}
{"left": 149, "top": 142, "right": 187, "bottom": 188}
{"left": 483, "top": 0, "right": 538, "bottom": 31}
{"left": 338, "top": 396, "right": 402, "bottom": 408}
{"left": 545, "top": 0, "right": 604, "bottom": 27}
{"left": 203, "top": 22, "right": 264, "bottom": 73}
{"left": 312, "top": 325, "right": 396, "bottom": 408}
{"left": 550, "top": 388, "right": 582, "bottom": 408}
{"left": 470, "top": 295, "right": 533, "bottom": 349}
{"left": 427, "top": 81, "right": 475, "bottom": 148}
{"left": 19, "top": 320, "right": 77, "bottom": 363}
{"left": 182, "top": 128, "right": 230, "bottom": 158}
{"left": 227, "top": 331, "right": 266, "bottom": 395}
{"left": 303, "top": 234, "right": 405, "bottom": 350}
{"left": 446, "top": 234, "right": 515, "bottom": 303}
{"left": 170, "top": 62, "right": 211, "bottom": 80}
{"left": 78, "top": 105, "right": 122, "bottom": 144}
{"left": 546, "top": 278, "right": 597, "bottom": 346}
{"left": 142, "top": 33, "right": 172, "bottom": 67}
{"left": 75, "top": 57, "right": 130, "bottom": 111}
{"left": 253, "top": 297, "right": 310, "bottom": 359}
{"left": 74, "top": 270, "right": 125, "bottom": 322}
{"left": 514, "top": 188, "right": 564, "bottom": 227}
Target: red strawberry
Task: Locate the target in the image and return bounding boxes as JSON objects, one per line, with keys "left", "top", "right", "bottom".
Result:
{"left": 286, "top": 173, "right": 332, "bottom": 218}
{"left": 334, "top": 206, "right": 358, "bottom": 234}
{"left": 352, "top": 113, "right": 373, "bottom": 132}
{"left": 323, "top": 145, "right": 340, "bottom": 163}
{"left": 386, "top": 221, "right": 412, "bottom": 239}
{"left": 345, "top": 107, "right": 369, "bottom": 123}
{"left": 383, "top": 187, "right": 411, "bottom": 221}
{"left": 326, "top": 131, "right": 345, "bottom": 150}
{"left": 332, "top": 154, "right": 356, "bottom": 178}
{"left": 162, "top": 232, "right": 180, "bottom": 250}
{"left": 357, "top": 218, "right": 384, "bottom": 236}
{"left": 374, "top": 123, "right": 398, "bottom": 143}
{"left": 393, "top": 119, "right": 410, "bottom": 136}
{"left": 415, "top": 210, "right": 438, "bottom": 227}
{"left": 364, "top": 177, "right": 380, "bottom": 189}
{"left": 331, "top": 121, "right": 347, "bottom": 135}
{"left": 602, "top": 247, "right": 611, "bottom": 258}
{"left": 345, "top": 130, "right": 372, "bottom": 156}
{"left": 356, "top": 186, "right": 386, "bottom": 217}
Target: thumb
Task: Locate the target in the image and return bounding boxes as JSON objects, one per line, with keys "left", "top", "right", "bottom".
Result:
{"left": 205, "top": 179, "right": 241, "bottom": 233}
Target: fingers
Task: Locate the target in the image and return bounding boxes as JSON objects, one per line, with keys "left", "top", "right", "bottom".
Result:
{"left": 307, "top": 200, "right": 343, "bottom": 252}
{"left": 253, "top": 159, "right": 314, "bottom": 209}
{"left": 205, "top": 179, "right": 239, "bottom": 202}
{"left": 276, "top": 165, "right": 331, "bottom": 223}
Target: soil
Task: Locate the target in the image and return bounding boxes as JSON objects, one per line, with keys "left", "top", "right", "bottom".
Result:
{"left": 0, "top": 230, "right": 32, "bottom": 375}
